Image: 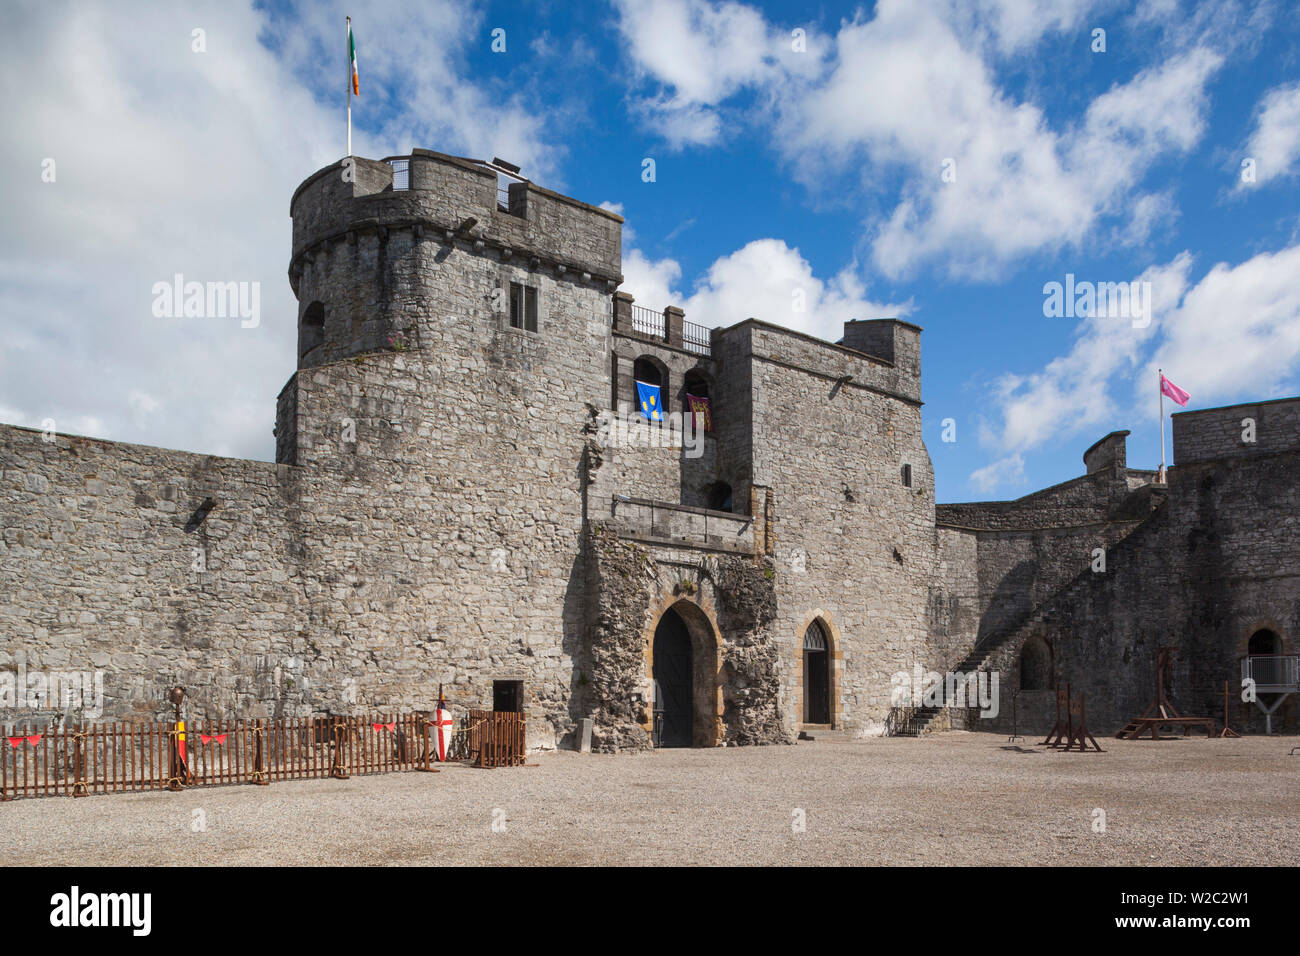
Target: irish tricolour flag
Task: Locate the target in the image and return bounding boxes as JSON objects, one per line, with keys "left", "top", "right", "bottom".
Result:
{"left": 349, "top": 21, "right": 359, "bottom": 95}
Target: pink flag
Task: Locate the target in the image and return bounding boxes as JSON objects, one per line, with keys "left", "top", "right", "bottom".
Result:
{"left": 1160, "top": 373, "right": 1190, "bottom": 407}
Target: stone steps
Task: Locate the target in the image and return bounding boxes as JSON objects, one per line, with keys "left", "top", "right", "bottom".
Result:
{"left": 893, "top": 706, "right": 945, "bottom": 736}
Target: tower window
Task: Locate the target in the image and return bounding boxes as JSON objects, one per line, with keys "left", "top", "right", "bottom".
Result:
{"left": 300, "top": 301, "right": 325, "bottom": 358}
{"left": 390, "top": 159, "right": 409, "bottom": 190}
{"left": 901, "top": 463, "right": 913, "bottom": 487}
{"left": 509, "top": 282, "right": 538, "bottom": 332}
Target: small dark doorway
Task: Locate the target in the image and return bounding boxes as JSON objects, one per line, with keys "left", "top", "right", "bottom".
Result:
{"left": 652, "top": 609, "right": 693, "bottom": 747}
{"left": 705, "top": 481, "right": 733, "bottom": 513}
{"left": 803, "top": 620, "right": 831, "bottom": 724}
{"left": 493, "top": 680, "right": 523, "bottom": 713}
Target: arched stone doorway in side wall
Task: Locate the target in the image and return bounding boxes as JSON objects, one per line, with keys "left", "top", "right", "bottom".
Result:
{"left": 803, "top": 619, "right": 832, "bottom": 725}
{"left": 1019, "top": 636, "right": 1053, "bottom": 690}
{"left": 652, "top": 607, "right": 694, "bottom": 747}
{"left": 647, "top": 599, "right": 722, "bottom": 748}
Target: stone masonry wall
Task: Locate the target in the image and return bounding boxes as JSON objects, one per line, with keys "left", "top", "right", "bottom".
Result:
{"left": 1172, "top": 397, "right": 1300, "bottom": 465}
{"left": 582, "top": 526, "right": 788, "bottom": 752}
{"left": 736, "top": 321, "right": 937, "bottom": 735}
{"left": 975, "top": 443, "right": 1300, "bottom": 736}
{"left": 933, "top": 449, "right": 1165, "bottom": 676}
{"left": 0, "top": 426, "right": 310, "bottom": 724}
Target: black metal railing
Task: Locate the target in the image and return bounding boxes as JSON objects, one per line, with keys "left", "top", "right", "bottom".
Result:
{"left": 884, "top": 706, "right": 916, "bottom": 737}
{"left": 631, "top": 305, "right": 665, "bottom": 339}
{"left": 683, "top": 319, "right": 712, "bottom": 356}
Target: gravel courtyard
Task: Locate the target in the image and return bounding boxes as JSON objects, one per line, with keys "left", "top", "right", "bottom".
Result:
{"left": 3, "top": 732, "right": 1297, "bottom": 866}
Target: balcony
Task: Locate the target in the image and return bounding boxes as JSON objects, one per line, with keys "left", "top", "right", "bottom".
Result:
{"left": 609, "top": 496, "right": 752, "bottom": 554}
{"left": 1240, "top": 655, "right": 1300, "bottom": 693}
{"left": 683, "top": 319, "right": 712, "bottom": 356}
{"left": 613, "top": 293, "right": 711, "bottom": 357}
{"left": 631, "top": 304, "right": 665, "bottom": 339}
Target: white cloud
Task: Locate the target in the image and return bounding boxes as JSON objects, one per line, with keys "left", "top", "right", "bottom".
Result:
{"left": 969, "top": 454, "right": 1026, "bottom": 494}
{"left": 1140, "top": 245, "right": 1300, "bottom": 404}
{"left": 980, "top": 244, "right": 1300, "bottom": 457}
{"left": 1242, "top": 81, "right": 1300, "bottom": 187}
{"left": 612, "top": 0, "right": 823, "bottom": 147}
{"left": 620, "top": 239, "right": 909, "bottom": 343}
{"left": 620, "top": 248, "right": 684, "bottom": 316}
{"left": 982, "top": 254, "right": 1192, "bottom": 452}
{"left": 950, "top": 0, "right": 1110, "bottom": 55}
{"left": 797, "top": 19, "right": 1220, "bottom": 278}
{"left": 615, "top": 0, "right": 1223, "bottom": 279}
{"left": 0, "top": 0, "right": 558, "bottom": 461}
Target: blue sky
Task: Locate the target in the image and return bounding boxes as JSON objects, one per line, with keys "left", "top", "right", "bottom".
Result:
{"left": 3, "top": 0, "right": 1299, "bottom": 501}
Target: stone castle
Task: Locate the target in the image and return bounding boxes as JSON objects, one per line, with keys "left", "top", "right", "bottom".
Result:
{"left": 3, "top": 148, "right": 1298, "bottom": 747}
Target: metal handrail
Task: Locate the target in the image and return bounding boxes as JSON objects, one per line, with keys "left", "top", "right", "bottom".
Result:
{"left": 631, "top": 304, "right": 665, "bottom": 339}
{"left": 1240, "top": 654, "right": 1300, "bottom": 689}
{"left": 683, "top": 319, "right": 712, "bottom": 355}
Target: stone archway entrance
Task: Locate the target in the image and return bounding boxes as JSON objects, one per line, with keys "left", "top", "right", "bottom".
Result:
{"left": 647, "top": 599, "right": 722, "bottom": 748}
{"left": 803, "top": 620, "right": 831, "bottom": 724}
{"left": 652, "top": 607, "right": 694, "bottom": 747}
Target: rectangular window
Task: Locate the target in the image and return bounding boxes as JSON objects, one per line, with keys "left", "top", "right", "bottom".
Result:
{"left": 901, "top": 463, "right": 913, "bottom": 487}
{"left": 389, "top": 159, "right": 409, "bottom": 191}
{"left": 509, "top": 282, "right": 538, "bottom": 332}
{"left": 493, "top": 680, "right": 523, "bottom": 713}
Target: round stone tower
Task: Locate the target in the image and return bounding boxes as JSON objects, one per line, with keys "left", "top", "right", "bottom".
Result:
{"left": 286, "top": 148, "right": 625, "bottom": 369}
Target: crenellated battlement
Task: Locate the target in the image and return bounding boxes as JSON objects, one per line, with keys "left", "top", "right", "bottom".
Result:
{"left": 286, "top": 149, "right": 624, "bottom": 372}
{"left": 289, "top": 149, "right": 623, "bottom": 293}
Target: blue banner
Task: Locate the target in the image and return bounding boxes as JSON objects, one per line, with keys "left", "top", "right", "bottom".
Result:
{"left": 636, "top": 380, "right": 663, "bottom": 422}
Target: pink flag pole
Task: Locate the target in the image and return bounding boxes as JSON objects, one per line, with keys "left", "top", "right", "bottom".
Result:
{"left": 1158, "top": 367, "right": 1166, "bottom": 484}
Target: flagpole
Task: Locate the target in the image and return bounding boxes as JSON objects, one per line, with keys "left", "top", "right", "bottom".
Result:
{"left": 346, "top": 16, "right": 352, "bottom": 157}
{"left": 1158, "top": 367, "right": 1166, "bottom": 484}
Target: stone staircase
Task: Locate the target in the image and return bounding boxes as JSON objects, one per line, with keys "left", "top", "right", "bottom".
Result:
{"left": 890, "top": 705, "right": 946, "bottom": 736}
{"left": 890, "top": 644, "right": 1001, "bottom": 736}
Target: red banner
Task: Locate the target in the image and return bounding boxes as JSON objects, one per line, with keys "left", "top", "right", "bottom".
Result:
{"left": 686, "top": 393, "right": 712, "bottom": 432}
